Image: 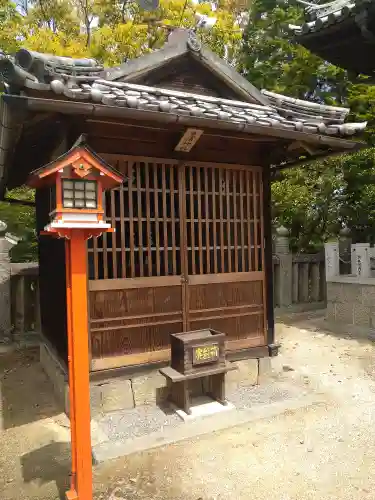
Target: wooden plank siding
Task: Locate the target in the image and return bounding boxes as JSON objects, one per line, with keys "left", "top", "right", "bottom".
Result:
{"left": 88, "top": 155, "right": 266, "bottom": 370}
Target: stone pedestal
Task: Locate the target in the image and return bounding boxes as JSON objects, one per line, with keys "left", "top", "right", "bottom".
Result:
{"left": 351, "top": 243, "right": 371, "bottom": 278}
{"left": 324, "top": 241, "right": 339, "bottom": 280}
{"left": 274, "top": 226, "right": 292, "bottom": 308}
{"left": 39, "top": 341, "right": 273, "bottom": 416}
{"left": 339, "top": 227, "right": 352, "bottom": 274}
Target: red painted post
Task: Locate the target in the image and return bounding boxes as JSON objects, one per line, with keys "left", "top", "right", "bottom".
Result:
{"left": 65, "top": 230, "right": 93, "bottom": 500}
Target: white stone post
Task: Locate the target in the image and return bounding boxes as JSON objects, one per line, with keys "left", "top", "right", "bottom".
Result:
{"left": 324, "top": 241, "right": 339, "bottom": 281}
{"left": 0, "top": 221, "right": 19, "bottom": 344}
{"left": 274, "top": 226, "right": 292, "bottom": 308}
{"left": 351, "top": 243, "right": 371, "bottom": 278}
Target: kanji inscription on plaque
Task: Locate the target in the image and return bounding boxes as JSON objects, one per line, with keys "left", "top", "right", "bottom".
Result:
{"left": 192, "top": 343, "right": 219, "bottom": 365}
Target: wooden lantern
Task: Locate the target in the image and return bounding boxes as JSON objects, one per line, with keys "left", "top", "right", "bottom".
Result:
{"left": 27, "top": 137, "right": 124, "bottom": 500}
{"left": 28, "top": 137, "right": 123, "bottom": 234}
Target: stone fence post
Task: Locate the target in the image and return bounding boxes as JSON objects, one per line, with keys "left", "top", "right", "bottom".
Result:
{"left": 274, "top": 226, "right": 292, "bottom": 308}
{"left": 338, "top": 227, "right": 352, "bottom": 275}
{"left": 324, "top": 241, "right": 339, "bottom": 281}
{"left": 351, "top": 243, "right": 371, "bottom": 278}
{"left": 0, "top": 221, "right": 19, "bottom": 344}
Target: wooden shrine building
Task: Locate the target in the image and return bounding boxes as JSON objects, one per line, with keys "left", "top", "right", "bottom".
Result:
{"left": 290, "top": 0, "right": 375, "bottom": 77}
{"left": 0, "top": 28, "right": 366, "bottom": 381}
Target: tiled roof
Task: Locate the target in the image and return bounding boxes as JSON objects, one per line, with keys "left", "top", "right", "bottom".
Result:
{"left": 290, "top": 0, "right": 368, "bottom": 35}
{"left": 0, "top": 48, "right": 366, "bottom": 138}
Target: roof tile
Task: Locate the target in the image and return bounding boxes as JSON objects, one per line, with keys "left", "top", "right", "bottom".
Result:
{"left": 0, "top": 48, "right": 366, "bottom": 139}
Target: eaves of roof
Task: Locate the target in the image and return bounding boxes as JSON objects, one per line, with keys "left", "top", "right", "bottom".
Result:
{"left": 0, "top": 98, "right": 24, "bottom": 197}
{"left": 2, "top": 94, "right": 365, "bottom": 153}
{"left": 19, "top": 77, "right": 366, "bottom": 138}
{"left": 290, "top": 0, "right": 370, "bottom": 36}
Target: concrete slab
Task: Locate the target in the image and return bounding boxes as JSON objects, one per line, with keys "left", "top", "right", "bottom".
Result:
{"left": 174, "top": 396, "right": 235, "bottom": 421}
{"left": 92, "top": 386, "right": 324, "bottom": 463}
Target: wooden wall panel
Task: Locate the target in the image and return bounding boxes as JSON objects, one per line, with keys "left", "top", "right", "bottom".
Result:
{"left": 91, "top": 322, "right": 182, "bottom": 359}
{"left": 188, "top": 280, "right": 263, "bottom": 311}
{"left": 89, "top": 283, "right": 183, "bottom": 367}
{"left": 129, "top": 55, "right": 240, "bottom": 100}
{"left": 188, "top": 280, "right": 264, "bottom": 347}
{"left": 190, "top": 315, "right": 264, "bottom": 343}
{"left": 90, "top": 286, "right": 183, "bottom": 320}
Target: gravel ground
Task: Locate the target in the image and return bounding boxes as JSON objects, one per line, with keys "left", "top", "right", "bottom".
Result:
{"left": 2, "top": 314, "right": 375, "bottom": 500}
{"left": 96, "top": 374, "right": 302, "bottom": 443}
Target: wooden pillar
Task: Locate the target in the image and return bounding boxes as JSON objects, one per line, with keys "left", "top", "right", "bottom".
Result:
{"left": 66, "top": 230, "right": 92, "bottom": 500}
{"left": 262, "top": 165, "right": 276, "bottom": 354}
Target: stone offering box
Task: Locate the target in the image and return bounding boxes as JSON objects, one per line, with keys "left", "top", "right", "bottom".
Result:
{"left": 160, "top": 329, "right": 236, "bottom": 415}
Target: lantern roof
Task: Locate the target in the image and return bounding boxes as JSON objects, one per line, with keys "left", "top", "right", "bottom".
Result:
{"left": 28, "top": 135, "right": 125, "bottom": 189}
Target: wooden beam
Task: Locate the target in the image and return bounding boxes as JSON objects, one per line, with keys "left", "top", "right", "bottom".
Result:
{"left": 85, "top": 118, "right": 280, "bottom": 143}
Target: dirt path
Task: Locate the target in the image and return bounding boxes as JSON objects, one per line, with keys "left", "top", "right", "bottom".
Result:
{"left": 2, "top": 316, "right": 375, "bottom": 499}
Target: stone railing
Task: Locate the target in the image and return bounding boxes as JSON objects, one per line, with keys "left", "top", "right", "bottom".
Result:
{"left": 272, "top": 226, "right": 326, "bottom": 312}
{"left": 325, "top": 233, "right": 375, "bottom": 333}
{"left": 10, "top": 263, "right": 41, "bottom": 343}
{"left": 0, "top": 222, "right": 40, "bottom": 345}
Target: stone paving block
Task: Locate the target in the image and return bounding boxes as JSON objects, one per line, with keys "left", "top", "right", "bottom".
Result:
{"left": 226, "top": 359, "right": 258, "bottom": 389}
{"left": 132, "top": 371, "right": 169, "bottom": 406}
{"left": 90, "top": 384, "right": 103, "bottom": 416}
{"left": 337, "top": 283, "right": 362, "bottom": 304}
{"left": 326, "top": 283, "right": 342, "bottom": 303}
{"left": 100, "top": 379, "right": 134, "bottom": 412}
{"left": 325, "top": 301, "right": 336, "bottom": 321}
{"left": 353, "top": 303, "right": 371, "bottom": 328}
{"left": 39, "top": 343, "right": 68, "bottom": 412}
{"left": 361, "top": 285, "right": 375, "bottom": 307}
{"left": 335, "top": 302, "right": 354, "bottom": 325}
{"left": 258, "top": 357, "right": 272, "bottom": 378}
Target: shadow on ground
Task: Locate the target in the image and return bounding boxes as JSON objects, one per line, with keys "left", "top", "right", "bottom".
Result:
{"left": 0, "top": 347, "right": 60, "bottom": 430}
{"left": 21, "top": 442, "right": 70, "bottom": 500}
{"left": 277, "top": 310, "right": 375, "bottom": 345}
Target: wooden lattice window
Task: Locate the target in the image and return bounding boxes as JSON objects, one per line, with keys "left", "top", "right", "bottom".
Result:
{"left": 88, "top": 160, "right": 263, "bottom": 280}
{"left": 185, "top": 165, "right": 263, "bottom": 275}
{"left": 88, "top": 161, "right": 181, "bottom": 279}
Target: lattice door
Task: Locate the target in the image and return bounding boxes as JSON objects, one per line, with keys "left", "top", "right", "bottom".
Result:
{"left": 88, "top": 157, "right": 267, "bottom": 369}
{"left": 183, "top": 163, "right": 266, "bottom": 350}
{"left": 88, "top": 160, "right": 186, "bottom": 369}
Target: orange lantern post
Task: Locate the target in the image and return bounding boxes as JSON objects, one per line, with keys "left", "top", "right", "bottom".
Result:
{"left": 28, "top": 137, "right": 125, "bottom": 500}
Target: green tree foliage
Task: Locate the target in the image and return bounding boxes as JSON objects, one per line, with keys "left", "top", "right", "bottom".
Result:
{"left": 240, "top": 0, "right": 375, "bottom": 250}
{"left": 0, "top": 0, "right": 22, "bottom": 53}
{"left": 272, "top": 161, "right": 345, "bottom": 252}
{"left": 240, "top": 0, "right": 348, "bottom": 103}
{"left": 0, "top": 187, "right": 37, "bottom": 262}
{"left": 1, "top": 0, "right": 375, "bottom": 258}
{"left": 0, "top": 0, "right": 244, "bottom": 261}
{"left": 10, "top": 0, "right": 242, "bottom": 66}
